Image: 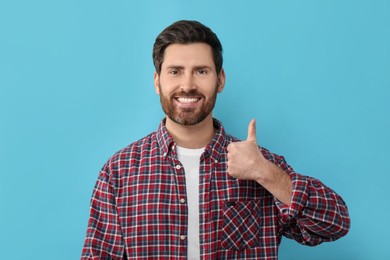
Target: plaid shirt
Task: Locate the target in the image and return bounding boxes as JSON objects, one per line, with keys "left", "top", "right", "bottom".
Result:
{"left": 81, "top": 119, "right": 350, "bottom": 259}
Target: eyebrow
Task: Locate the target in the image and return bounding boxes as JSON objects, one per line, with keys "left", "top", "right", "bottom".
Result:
{"left": 166, "top": 65, "right": 184, "bottom": 70}
{"left": 165, "top": 65, "right": 213, "bottom": 70}
{"left": 193, "top": 65, "right": 212, "bottom": 70}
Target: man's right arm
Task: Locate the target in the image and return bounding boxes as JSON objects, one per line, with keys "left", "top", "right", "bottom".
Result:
{"left": 81, "top": 167, "right": 126, "bottom": 259}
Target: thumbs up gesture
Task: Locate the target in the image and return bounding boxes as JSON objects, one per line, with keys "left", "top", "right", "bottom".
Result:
{"left": 227, "top": 119, "right": 293, "bottom": 205}
{"left": 227, "top": 119, "right": 267, "bottom": 182}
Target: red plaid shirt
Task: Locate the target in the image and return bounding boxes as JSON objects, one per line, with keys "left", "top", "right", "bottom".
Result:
{"left": 81, "top": 119, "right": 350, "bottom": 259}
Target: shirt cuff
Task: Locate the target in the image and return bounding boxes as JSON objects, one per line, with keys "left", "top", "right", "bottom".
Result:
{"left": 275, "top": 172, "right": 309, "bottom": 223}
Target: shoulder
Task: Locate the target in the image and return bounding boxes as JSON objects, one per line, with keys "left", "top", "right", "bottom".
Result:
{"left": 104, "top": 131, "right": 158, "bottom": 171}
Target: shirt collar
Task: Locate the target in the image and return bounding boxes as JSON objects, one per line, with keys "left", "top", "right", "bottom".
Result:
{"left": 156, "top": 118, "right": 228, "bottom": 160}
{"left": 156, "top": 118, "right": 175, "bottom": 158}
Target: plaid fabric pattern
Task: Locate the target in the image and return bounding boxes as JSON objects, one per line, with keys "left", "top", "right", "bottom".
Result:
{"left": 81, "top": 118, "right": 350, "bottom": 259}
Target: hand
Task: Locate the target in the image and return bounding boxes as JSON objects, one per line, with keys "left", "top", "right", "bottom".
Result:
{"left": 227, "top": 119, "right": 293, "bottom": 205}
{"left": 227, "top": 119, "right": 270, "bottom": 183}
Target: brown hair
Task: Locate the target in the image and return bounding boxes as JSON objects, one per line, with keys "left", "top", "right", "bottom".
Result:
{"left": 153, "top": 20, "right": 223, "bottom": 74}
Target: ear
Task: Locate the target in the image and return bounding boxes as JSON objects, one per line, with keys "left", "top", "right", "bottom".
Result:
{"left": 154, "top": 71, "right": 160, "bottom": 95}
{"left": 217, "top": 68, "right": 226, "bottom": 93}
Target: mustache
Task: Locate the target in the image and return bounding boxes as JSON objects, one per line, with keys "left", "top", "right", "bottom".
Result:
{"left": 173, "top": 89, "right": 204, "bottom": 97}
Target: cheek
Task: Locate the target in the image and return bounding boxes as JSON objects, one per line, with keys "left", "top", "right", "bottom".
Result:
{"left": 158, "top": 78, "right": 180, "bottom": 95}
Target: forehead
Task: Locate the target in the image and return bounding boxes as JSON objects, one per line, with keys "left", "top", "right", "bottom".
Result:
{"left": 162, "top": 43, "right": 215, "bottom": 68}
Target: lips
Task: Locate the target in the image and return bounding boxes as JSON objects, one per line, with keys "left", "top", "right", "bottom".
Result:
{"left": 176, "top": 97, "right": 201, "bottom": 103}
{"left": 173, "top": 96, "right": 202, "bottom": 109}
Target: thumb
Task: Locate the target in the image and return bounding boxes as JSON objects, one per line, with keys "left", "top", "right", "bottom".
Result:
{"left": 247, "top": 119, "right": 257, "bottom": 142}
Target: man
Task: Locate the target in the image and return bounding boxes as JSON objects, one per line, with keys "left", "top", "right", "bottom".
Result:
{"left": 81, "top": 20, "right": 350, "bottom": 259}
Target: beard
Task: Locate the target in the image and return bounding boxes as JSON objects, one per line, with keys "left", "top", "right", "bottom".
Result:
{"left": 158, "top": 85, "right": 218, "bottom": 126}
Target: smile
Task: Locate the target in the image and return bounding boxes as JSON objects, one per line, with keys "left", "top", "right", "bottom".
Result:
{"left": 175, "top": 97, "right": 201, "bottom": 103}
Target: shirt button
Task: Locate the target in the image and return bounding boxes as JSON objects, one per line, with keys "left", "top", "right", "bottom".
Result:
{"left": 214, "top": 159, "right": 218, "bottom": 163}
{"left": 180, "top": 235, "right": 186, "bottom": 240}
{"left": 180, "top": 198, "right": 186, "bottom": 204}
{"left": 163, "top": 152, "right": 167, "bottom": 157}
{"left": 175, "top": 165, "right": 181, "bottom": 170}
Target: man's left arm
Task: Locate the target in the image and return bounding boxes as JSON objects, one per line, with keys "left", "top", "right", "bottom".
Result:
{"left": 268, "top": 152, "right": 350, "bottom": 245}
{"left": 227, "top": 119, "right": 350, "bottom": 244}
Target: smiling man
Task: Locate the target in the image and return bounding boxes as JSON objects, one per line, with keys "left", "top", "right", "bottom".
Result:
{"left": 155, "top": 42, "right": 225, "bottom": 148}
{"left": 81, "top": 20, "right": 350, "bottom": 259}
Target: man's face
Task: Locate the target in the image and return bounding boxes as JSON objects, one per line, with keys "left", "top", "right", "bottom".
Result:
{"left": 154, "top": 43, "right": 225, "bottom": 126}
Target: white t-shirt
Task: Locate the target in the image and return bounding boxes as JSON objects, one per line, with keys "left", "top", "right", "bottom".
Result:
{"left": 176, "top": 146, "right": 204, "bottom": 260}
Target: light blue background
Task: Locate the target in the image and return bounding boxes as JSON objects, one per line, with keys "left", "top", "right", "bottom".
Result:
{"left": 1, "top": 0, "right": 389, "bottom": 259}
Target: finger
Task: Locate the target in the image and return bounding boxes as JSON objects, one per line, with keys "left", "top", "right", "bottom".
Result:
{"left": 246, "top": 119, "right": 257, "bottom": 142}
{"left": 226, "top": 143, "right": 232, "bottom": 152}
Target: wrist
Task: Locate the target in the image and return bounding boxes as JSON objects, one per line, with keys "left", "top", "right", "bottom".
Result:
{"left": 254, "top": 160, "right": 277, "bottom": 185}
{"left": 255, "top": 161, "right": 293, "bottom": 206}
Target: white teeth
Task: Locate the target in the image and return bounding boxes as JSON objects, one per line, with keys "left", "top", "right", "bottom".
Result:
{"left": 177, "top": 97, "right": 199, "bottom": 103}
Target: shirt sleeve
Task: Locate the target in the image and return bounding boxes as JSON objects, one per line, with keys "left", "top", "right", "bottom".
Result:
{"left": 81, "top": 166, "right": 126, "bottom": 259}
{"left": 272, "top": 154, "right": 351, "bottom": 246}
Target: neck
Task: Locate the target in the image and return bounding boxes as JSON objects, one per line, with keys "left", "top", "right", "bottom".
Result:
{"left": 165, "top": 114, "right": 215, "bottom": 149}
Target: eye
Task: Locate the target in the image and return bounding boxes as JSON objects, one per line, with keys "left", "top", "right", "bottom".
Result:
{"left": 197, "top": 68, "right": 208, "bottom": 75}
{"left": 169, "top": 69, "right": 179, "bottom": 75}
{"left": 168, "top": 69, "right": 180, "bottom": 76}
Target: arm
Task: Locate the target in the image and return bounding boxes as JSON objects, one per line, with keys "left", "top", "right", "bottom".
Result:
{"left": 271, "top": 153, "right": 350, "bottom": 245}
{"left": 81, "top": 166, "right": 126, "bottom": 259}
{"left": 227, "top": 119, "right": 350, "bottom": 245}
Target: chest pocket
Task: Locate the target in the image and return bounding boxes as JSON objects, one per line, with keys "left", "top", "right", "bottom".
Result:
{"left": 220, "top": 200, "right": 261, "bottom": 250}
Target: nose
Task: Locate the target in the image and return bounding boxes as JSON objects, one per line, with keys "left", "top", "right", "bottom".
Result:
{"left": 180, "top": 73, "right": 196, "bottom": 92}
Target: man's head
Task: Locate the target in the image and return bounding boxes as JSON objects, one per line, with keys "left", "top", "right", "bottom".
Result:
{"left": 153, "top": 21, "right": 225, "bottom": 127}
{"left": 153, "top": 20, "right": 223, "bottom": 75}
